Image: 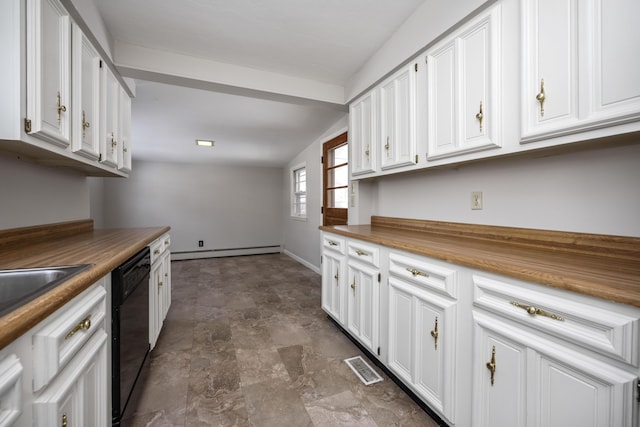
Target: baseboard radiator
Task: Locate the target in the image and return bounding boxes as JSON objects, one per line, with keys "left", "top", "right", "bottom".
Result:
{"left": 171, "top": 245, "right": 281, "bottom": 260}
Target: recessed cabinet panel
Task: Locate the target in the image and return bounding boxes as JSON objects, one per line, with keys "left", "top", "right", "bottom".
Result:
{"left": 71, "top": 23, "right": 101, "bottom": 160}
{"left": 350, "top": 91, "right": 377, "bottom": 176}
{"left": 118, "top": 87, "right": 132, "bottom": 172}
{"left": 347, "top": 262, "right": 379, "bottom": 353}
{"left": 428, "top": 42, "right": 456, "bottom": 154}
{"left": 522, "top": 0, "right": 640, "bottom": 141}
{"left": 522, "top": 0, "right": 578, "bottom": 138}
{"left": 590, "top": 0, "right": 640, "bottom": 120}
{"left": 388, "top": 277, "right": 414, "bottom": 384}
{"left": 427, "top": 5, "right": 501, "bottom": 160}
{"left": 472, "top": 313, "right": 527, "bottom": 427}
{"left": 321, "top": 250, "right": 345, "bottom": 325}
{"left": 100, "top": 67, "right": 119, "bottom": 167}
{"left": 380, "top": 63, "right": 417, "bottom": 170}
{"left": 26, "top": 0, "right": 71, "bottom": 147}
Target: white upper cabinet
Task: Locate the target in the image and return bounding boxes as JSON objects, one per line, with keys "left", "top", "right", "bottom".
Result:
{"left": 380, "top": 62, "right": 418, "bottom": 170}
{"left": 521, "top": 0, "right": 640, "bottom": 141}
{"left": 349, "top": 90, "right": 377, "bottom": 176}
{"left": 426, "top": 5, "right": 501, "bottom": 159}
{"left": 26, "top": 0, "right": 71, "bottom": 148}
{"left": 118, "top": 87, "right": 132, "bottom": 173}
{"left": 71, "top": 23, "right": 101, "bottom": 160}
{"left": 100, "top": 67, "right": 120, "bottom": 167}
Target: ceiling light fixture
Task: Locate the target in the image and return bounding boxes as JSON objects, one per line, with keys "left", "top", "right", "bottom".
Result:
{"left": 196, "top": 139, "right": 214, "bottom": 147}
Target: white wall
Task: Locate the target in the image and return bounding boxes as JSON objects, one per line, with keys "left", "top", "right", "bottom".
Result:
{"left": 101, "top": 160, "right": 283, "bottom": 254}
{"left": 370, "top": 143, "right": 640, "bottom": 237}
{"left": 282, "top": 116, "right": 348, "bottom": 272}
{"left": 0, "top": 153, "right": 89, "bottom": 229}
{"left": 345, "top": 0, "right": 488, "bottom": 101}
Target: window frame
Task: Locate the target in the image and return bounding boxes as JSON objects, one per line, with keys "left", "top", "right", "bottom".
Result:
{"left": 290, "top": 162, "right": 307, "bottom": 220}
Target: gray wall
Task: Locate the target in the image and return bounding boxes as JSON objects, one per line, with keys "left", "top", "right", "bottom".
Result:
{"left": 281, "top": 117, "right": 348, "bottom": 272}
{"left": 101, "top": 160, "right": 284, "bottom": 254}
{"left": 0, "top": 153, "right": 89, "bottom": 229}
{"left": 368, "top": 143, "right": 640, "bottom": 237}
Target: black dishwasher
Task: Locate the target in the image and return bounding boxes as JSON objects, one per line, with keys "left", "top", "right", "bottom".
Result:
{"left": 111, "top": 247, "right": 151, "bottom": 425}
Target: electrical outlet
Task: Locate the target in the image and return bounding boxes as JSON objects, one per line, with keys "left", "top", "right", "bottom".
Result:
{"left": 198, "top": 240, "right": 204, "bottom": 247}
{"left": 471, "top": 191, "right": 483, "bottom": 210}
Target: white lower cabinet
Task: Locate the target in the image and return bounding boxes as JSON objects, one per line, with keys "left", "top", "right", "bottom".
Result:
{"left": 472, "top": 311, "right": 638, "bottom": 427}
{"left": 346, "top": 241, "right": 380, "bottom": 355}
{"left": 321, "top": 249, "right": 346, "bottom": 325}
{"left": 387, "top": 255, "right": 458, "bottom": 422}
{"left": 149, "top": 233, "right": 172, "bottom": 350}
{"left": 33, "top": 331, "right": 108, "bottom": 427}
{"left": 320, "top": 232, "right": 640, "bottom": 426}
{"left": 0, "top": 275, "right": 110, "bottom": 427}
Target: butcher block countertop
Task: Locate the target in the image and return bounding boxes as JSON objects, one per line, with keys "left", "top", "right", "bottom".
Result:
{"left": 320, "top": 216, "right": 640, "bottom": 308}
{"left": 0, "top": 219, "right": 170, "bottom": 349}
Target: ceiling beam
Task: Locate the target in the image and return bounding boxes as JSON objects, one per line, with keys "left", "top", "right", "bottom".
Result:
{"left": 113, "top": 41, "right": 346, "bottom": 106}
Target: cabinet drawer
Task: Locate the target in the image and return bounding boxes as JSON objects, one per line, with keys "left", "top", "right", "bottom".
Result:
{"left": 347, "top": 240, "right": 379, "bottom": 267}
{"left": 389, "top": 252, "right": 458, "bottom": 299}
{"left": 0, "top": 354, "right": 23, "bottom": 426}
{"left": 162, "top": 233, "right": 171, "bottom": 252}
{"left": 150, "top": 236, "right": 164, "bottom": 265}
{"left": 33, "top": 282, "right": 107, "bottom": 391}
{"left": 473, "top": 273, "right": 640, "bottom": 366}
{"left": 323, "top": 234, "right": 346, "bottom": 254}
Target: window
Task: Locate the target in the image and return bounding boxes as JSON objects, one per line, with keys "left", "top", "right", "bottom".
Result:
{"left": 291, "top": 164, "right": 307, "bottom": 218}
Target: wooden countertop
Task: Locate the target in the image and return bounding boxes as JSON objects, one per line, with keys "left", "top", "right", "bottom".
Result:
{"left": 320, "top": 216, "right": 640, "bottom": 308}
{"left": 0, "top": 220, "right": 170, "bottom": 349}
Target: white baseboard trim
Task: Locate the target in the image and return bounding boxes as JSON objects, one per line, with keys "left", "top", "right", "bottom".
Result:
{"left": 172, "top": 246, "right": 281, "bottom": 261}
{"left": 284, "top": 249, "right": 321, "bottom": 274}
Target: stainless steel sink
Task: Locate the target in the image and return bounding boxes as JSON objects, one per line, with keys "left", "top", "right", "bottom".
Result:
{"left": 0, "top": 264, "right": 91, "bottom": 317}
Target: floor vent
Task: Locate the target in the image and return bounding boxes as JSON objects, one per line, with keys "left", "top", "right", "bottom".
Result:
{"left": 344, "top": 356, "right": 383, "bottom": 385}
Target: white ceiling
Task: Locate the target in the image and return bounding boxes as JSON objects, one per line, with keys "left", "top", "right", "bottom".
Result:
{"left": 94, "top": 0, "right": 425, "bottom": 166}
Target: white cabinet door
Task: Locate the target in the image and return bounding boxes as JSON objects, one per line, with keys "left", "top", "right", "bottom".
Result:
{"left": 349, "top": 90, "right": 377, "bottom": 176}
{"left": 149, "top": 258, "right": 162, "bottom": 349}
{"left": 521, "top": 0, "right": 580, "bottom": 138}
{"left": 347, "top": 261, "right": 379, "bottom": 354}
{"left": 34, "top": 331, "right": 108, "bottom": 427}
{"left": 522, "top": 0, "right": 640, "bottom": 141}
{"left": 118, "top": 87, "right": 132, "bottom": 173}
{"left": 472, "top": 313, "right": 528, "bottom": 427}
{"left": 388, "top": 277, "right": 414, "bottom": 385}
{"left": 71, "top": 23, "right": 100, "bottom": 160}
{"left": 100, "top": 67, "right": 119, "bottom": 167}
{"left": 427, "top": 5, "right": 500, "bottom": 159}
{"left": 473, "top": 311, "right": 638, "bottom": 427}
{"left": 389, "top": 275, "right": 457, "bottom": 422}
{"left": 26, "top": 0, "right": 71, "bottom": 147}
{"left": 321, "top": 251, "right": 345, "bottom": 324}
{"left": 414, "top": 288, "right": 457, "bottom": 420}
{"left": 380, "top": 63, "right": 417, "bottom": 170}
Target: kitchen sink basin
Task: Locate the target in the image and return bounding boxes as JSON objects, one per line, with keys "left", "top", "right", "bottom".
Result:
{"left": 0, "top": 264, "right": 91, "bottom": 317}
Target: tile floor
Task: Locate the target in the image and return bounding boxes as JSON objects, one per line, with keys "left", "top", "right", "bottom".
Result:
{"left": 123, "top": 253, "right": 440, "bottom": 426}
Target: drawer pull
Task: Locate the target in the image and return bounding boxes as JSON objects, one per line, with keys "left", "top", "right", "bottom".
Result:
{"left": 351, "top": 278, "right": 356, "bottom": 294}
{"left": 327, "top": 240, "right": 338, "bottom": 246}
{"left": 510, "top": 301, "right": 564, "bottom": 321}
{"left": 355, "top": 249, "right": 368, "bottom": 257}
{"left": 334, "top": 269, "right": 339, "bottom": 284}
{"left": 154, "top": 248, "right": 161, "bottom": 255}
{"left": 165, "top": 239, "right": 170, "bottom": 245}
{"left": 62, "top": 413, "right": 68, "bottom": 427}
{"left": 406, "top": 267, "right": 428, "bottom": 278}
{"left": 486, "top": 345, "right": 496, "bottom": 386}
{"left": 65, "top": 315, "right": 92, "bottom": 340}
